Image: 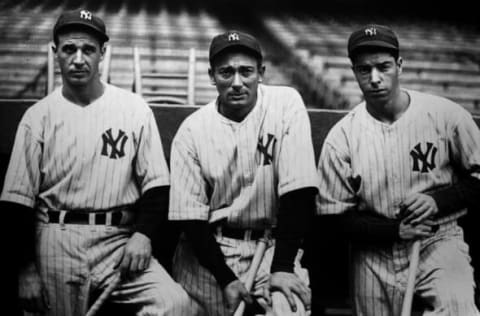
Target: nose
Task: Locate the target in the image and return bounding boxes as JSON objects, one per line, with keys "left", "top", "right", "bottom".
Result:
{"left": 370, "top": 68, "right": 381, "bottom": 85}
{"left": 73, "top": 49, "right": 84, "bottom": 66}
{"left": 232, "top": 71, "right": 242, "bottom": 89}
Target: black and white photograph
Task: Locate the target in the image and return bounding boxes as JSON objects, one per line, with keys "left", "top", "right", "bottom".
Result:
{"left": 0, "top": 0, "right": 479, "bottom": 315}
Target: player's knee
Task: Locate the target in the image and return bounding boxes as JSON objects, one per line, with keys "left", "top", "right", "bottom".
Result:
{"left": 429, "top": 281, "right": 477, "bottom": 314}
{"left": 165, "top": 286, "right": 196, "bottom": 312}
{"left": 269, "top": 292, "right": 308, "bottom": 316}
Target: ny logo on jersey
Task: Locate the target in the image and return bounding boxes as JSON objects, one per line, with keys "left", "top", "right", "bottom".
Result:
{"left": 101, "top": 128, "right": 128, "bottom": 159}
{"left": 410, "top": 142, "right": 437, "bottom": 173}
{"left": 258, "top": 133, "right": 277, "bottom": 166}
{"left": 80, "top": 10, "right": 92, "bottom": 20}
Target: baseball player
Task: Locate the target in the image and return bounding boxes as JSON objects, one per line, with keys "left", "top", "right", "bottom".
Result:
{"left": 168, "top": 30, "right": 319, "bottom": 316}
{"left": 317, "top": 24, "right": 480, "bottom": 315}
{"left": 0, "top": 9, "right": 195, "bottom": 316}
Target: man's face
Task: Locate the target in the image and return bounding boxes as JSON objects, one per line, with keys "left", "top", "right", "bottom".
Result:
{"left": 209, "top": 51, "right": 265, "bottom": 114}
{"left": 54, "top": 30, "right": 104, "bottom": 87}
{"left": 351, "top": 51, "right": 402, "bottom": 105}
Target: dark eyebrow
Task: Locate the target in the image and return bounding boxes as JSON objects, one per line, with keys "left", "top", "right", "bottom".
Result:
{"left": 239, "top": 65, "right": 255, "bottom": 70}
{"left": 62, "top": 43, "right": 76, "bottom": 48}
{"left": 61, "top": 42, "right": 97, "bottom": 50}
{"left": 83, "top": 43, "right": 96, "bottom": 49}
{"left": 377, "top": 61, "right": 394, "bottom": 66}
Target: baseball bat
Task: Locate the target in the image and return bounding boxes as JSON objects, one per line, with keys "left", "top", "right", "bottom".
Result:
{"left": 85, "top": 272, "right": 121, "bottom": 316}
{"left": 233, "top": 229, "right": 271, "bottom": 316}
{"left": 400, "top": 240, "right": 421, "bottom": 316}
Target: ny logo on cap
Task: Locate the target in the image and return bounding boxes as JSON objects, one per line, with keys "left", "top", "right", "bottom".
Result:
{"left": 80, "top": 10, "right": 92, "bottom": 20}
{"left": 228, "top": 32, "right": 240, "bottom": 42}
{"left": 364, "top": 27, "right": 377, "bottom": 36}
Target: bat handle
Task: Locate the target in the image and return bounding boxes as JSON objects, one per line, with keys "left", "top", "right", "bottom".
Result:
{"left": 233, "top": 301, "right": 246, "bottom": 316}
{"left": 85, "top": 272, "right": 121, "bottom": 316}
{"left": 232, "top": 229, "right": 271, "bottom": 316}
{"left": 400, "top": 240, "right": 421, "bottom": 316}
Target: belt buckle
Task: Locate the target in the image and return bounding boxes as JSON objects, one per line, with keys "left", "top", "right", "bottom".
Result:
{"left": 244, "top": 230, "right": 252, "bottom": 241}
{"left": 59, "top": 210, "right": 67, "bottom": 230}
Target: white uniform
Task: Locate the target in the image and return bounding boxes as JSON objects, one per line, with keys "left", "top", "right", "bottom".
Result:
{"left": 1, "top": 83, "right": 194, "bottom": 316}
{"left": 317, "top": 89, "right": 480, "bottom": 315}
{"left": 169, "top": 84, "right": 318, "bottom": 316}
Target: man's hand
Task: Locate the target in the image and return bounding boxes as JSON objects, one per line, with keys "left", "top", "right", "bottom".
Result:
{"left": 398, "top": 219, "right": 436, "bottom": 240}
{"left": 264, "top": 271, "right": 311, "bottom": 313}
{"left": 18, "top": 262, "right": 49, "bottom": 313}
{"left": 223, "top": 279, "right": 253, "bottom": 315}
{"left": 399, "top": 193, "right": 439, "bottom": 225}
{"left": 115, "top": 232, "right": 152, "bottom": 278}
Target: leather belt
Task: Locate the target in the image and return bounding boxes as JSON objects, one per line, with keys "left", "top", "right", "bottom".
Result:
{"left": 47, "top": 210, "right": 124, "bottom": 225}
{"left": 211, "top": 223, "right": 265, "bottom": 240}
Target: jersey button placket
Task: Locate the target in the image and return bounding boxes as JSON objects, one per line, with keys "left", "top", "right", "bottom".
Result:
{"left": 390, "top": 127, "right": 403, "bottom": 209}
{"left": 235, "top": 127, "right": 249, "bottom": 187}
{"left": 384, "top": 127, "right": 397, "bottom": 219}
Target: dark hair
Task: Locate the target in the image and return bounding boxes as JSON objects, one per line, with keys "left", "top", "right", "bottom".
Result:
{"left": 53, "top": 25, "right": 106, "bottom": 47}
{"left": 210, "top": 46, "right": 263, "bottom": 70}
{"left": 349, "top": 46, "right": 399, "bottom": 64}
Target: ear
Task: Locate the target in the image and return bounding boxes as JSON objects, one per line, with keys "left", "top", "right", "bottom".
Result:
{"left": 397, "top": 56, "right": 403, "bottom": 75}
{"left": 100, "top": 44, "right": 106, "bottom": 61}
{"left": 208, "top": 68, "right": 216, "bottom": 85}
{"left": 52, "top": 43, "right": 57, "bottom": 54}
{"left": 258, "top": 64, "right": 266, "bottom": 83}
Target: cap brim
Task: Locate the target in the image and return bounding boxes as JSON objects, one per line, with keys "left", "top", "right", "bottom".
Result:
{"left": 55, "top": 21, "right": 109, "bottom": 42}
{"left": 352, "top": 40, "right": 398, "bottom": 51}
{"left": 210, "top": 43, "right": 262, "bottom": 62}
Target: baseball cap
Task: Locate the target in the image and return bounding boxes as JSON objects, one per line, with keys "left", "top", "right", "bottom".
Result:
{"left": 209, "top": 30, "right": 262, "bottom": 64}
{"left": 348, "top": 24, "right": 399, "bottom": 58}
{"left": 53, "top": 9, "right": 109, "bottom": 43}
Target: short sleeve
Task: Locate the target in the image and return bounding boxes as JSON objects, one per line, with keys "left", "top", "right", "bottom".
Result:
{"left": 134, "top": 109, "right": 170, "bottom": 193}
{"left": 168, "top": 125, "right": 210, "bottom": 221}
{"left": 449, "top": 109, "right": 480, "bottom": 180}
{"left": 316, "top": 135, "right": 358, "bottom": 215}
{"left": 277, "top": 92, "right": 318, "bottom": 196}
{"left": 1, "top": 111, "right": 42, "bottom": 207}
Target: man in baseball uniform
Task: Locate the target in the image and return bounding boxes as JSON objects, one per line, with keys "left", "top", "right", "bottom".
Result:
{"left": 0, "top": 9, "right": 194, "bottom": 316}
{"left": 168, "top": 30, "right": 318, "bottom": 315}
{"left": 317, "top": 24, "right": 480, "bottom": 315}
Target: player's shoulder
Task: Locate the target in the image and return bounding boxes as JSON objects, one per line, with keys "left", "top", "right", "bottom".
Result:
{"left": 323, "top": 103, "right": 364, "bottom": 148}
{"left": 175, "top": 101, "right": 215, "bottom": 134}
{"left": 260, "top": 84, "right": 303, "bottom": 104}
{"left": 22, "top": 88, "right": 62, "bottom": 120}
{"left": 329, "top": 103, "right": 364, "bottom": 133}
{"left": 261, "top": 84, "right": 300, "bottom": 96}
{"left": 104, "top": 84, "right": 149, "bottom": 108}
{"left": 408, "top": 89, "right": 471, "bottom": 123}
{"left": 102, "top": 84, "right": 156, "bottom": 121}
{"left": 260, "top": 84, "right": 307, "bottom": 119}
{"left": 409, "top": 89, "right": 464, "bottom": 112}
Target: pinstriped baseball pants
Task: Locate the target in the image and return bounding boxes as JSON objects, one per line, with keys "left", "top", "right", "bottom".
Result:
{"left": 27, "top": 223, "right": 197, "bottom": 316}
{"left": 172, "top": 234, "right": 310, "bottom": 316}
{"left": 352, "top": 222, "right": 479, "bottom": 316}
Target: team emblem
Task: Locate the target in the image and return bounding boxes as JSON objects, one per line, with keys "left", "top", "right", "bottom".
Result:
{"left": 228, "top": 32, "right": 240, "bottom": 42}
{"left": 258, "top": 133, "right": 276, "bottom": 166}
{"left": 80, "top": 10, "right": 92, "bottom": 20}
{"left": 410, "top": 142, "right": 437, "bottom": 173}
{"left": 101, "top": 128, "right": 128, "bottom": 159}
{"left": 364, "top": 27, "right": 377, "bottom": 36}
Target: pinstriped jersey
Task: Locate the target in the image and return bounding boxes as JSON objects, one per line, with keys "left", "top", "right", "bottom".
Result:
{"left": 1, "top": 83, "right": 169, "bottom": 220}
{"left": 169, "top": 84, "right": 318, "bottom": 229}
{"left": 317, "top": 89, "right": 480, "bottom": 223}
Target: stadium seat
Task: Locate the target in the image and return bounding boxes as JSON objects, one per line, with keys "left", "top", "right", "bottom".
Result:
{"left": 132, "top": 46, "right": 197, "bottom": 105}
